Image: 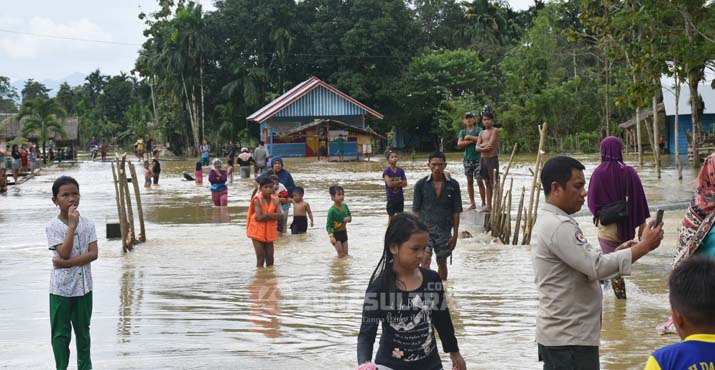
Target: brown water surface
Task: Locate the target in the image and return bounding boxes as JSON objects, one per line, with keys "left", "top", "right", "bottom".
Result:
{"left": 0, "top": 153, "right": 698, "bottom": 369}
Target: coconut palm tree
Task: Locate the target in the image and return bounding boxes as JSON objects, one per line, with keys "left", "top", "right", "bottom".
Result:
{"left": 17, "top": 98, "right": 67, "bottom": 164}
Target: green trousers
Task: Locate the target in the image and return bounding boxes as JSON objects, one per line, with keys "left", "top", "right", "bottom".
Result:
{"left": 50, "top": 292, "right": 93, "bottom": 370}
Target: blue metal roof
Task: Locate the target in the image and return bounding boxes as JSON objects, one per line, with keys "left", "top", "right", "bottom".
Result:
{"left": 274, "top": 85, "right": 371, "bottom": 118}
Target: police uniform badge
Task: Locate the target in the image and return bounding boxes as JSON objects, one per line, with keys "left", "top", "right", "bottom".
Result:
{"left": 575, "top": 231, "right": 588, "bottom": 244}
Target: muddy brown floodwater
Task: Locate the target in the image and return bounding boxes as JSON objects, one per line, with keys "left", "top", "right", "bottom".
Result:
{"left": 0, "top": 153, "right": 699, "bottom": 369}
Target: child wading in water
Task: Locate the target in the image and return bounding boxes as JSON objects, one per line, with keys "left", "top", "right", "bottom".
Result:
{"left": 290, "top": 186, "right": 313, "bottom": 234}
{"left": 247, "top": 176, "right": 283, "bottom": 267}
{"left": 383, "top": 151, "right": 407, "bottom": 222}
{"left": 194, "top": 161, "right": 203, "bottom": 185}
{"left": 143, "top": 161, "right": 152, "bottom": 189}
{"left": 357, "top": 213, "right": 466, "bottom": 370}
{"left": 45, "top": 176, "right": 98, "bottom": 370}
{"left": 327, "top": 185, "right": 351, "bottom": 257}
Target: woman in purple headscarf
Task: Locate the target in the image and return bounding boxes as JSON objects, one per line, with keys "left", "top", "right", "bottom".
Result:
{"left": 587, "top": 136, "right": 650, "bottom": 299}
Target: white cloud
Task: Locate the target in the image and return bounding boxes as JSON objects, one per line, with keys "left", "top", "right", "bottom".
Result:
{"left": 0, "top": 16, "right": 114, "bottom": 59}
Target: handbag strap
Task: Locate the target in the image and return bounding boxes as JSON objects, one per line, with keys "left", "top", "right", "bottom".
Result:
{"left": 624, "top": 167, "right": 630, "bottom": 202}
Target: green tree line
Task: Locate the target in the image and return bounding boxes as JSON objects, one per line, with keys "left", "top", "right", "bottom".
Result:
{"left": 2, "top": 0, "right": 714, "bottom": 155}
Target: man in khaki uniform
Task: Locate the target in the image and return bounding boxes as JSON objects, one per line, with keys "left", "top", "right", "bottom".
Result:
{"left": 531, "top": 156, "right": 664, "bottom": 370}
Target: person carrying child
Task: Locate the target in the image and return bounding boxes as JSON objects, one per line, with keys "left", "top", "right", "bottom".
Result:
{"left": 143, "top": 161, "right": 152, "bottom": 189}
{"left": 644, "top": 257, "right": 715, "bottom": 370}
{"left": 45, "top": 176, "right": 99, "bottom": 370}
{"left": 290, "top": 186, "right": 313, "bottom": 234}
{"left": 383, "top": 150, "right": 407, "bottom": 222}
{"left": 150, "top": 150, "right": 161, "bottom": 185}
{"left": 247, "top": 176, "right": 284, "bottom": 268}
{"left": 356, "top": 213, "right": 466, "bottom": 370}
{"left": 271, "top": 175, "right": 291, "bottom": 236}
{"left": 327, "top": 185, "right": 351, "bottom": 258}
{"left": 209, "top": 158, "right": 228, "bottom": 207}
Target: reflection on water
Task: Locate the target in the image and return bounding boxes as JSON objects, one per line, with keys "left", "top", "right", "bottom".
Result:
{"left": 248, "top": 268, "right": 281, "bottom": 338}
{"left": 0, "top": 153, "right": 698, "bottom": 369}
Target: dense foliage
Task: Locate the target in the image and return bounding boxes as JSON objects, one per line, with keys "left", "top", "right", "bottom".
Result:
{"left": 3, "top": 0, "right": 714, "bottom": 154}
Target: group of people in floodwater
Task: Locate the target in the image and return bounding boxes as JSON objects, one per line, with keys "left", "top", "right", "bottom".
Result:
{"left": 39, "top": 110, "right": 715, "bottom": 370}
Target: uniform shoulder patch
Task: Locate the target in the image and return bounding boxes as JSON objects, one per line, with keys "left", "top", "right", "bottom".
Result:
{"left": 575, "top": 231, "right": 588, "bottom": 244}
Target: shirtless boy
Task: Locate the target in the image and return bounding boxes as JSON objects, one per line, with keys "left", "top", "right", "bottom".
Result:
{"left": 290, "top": 186, "right": 313, "bottom": 234}
{"left": 477, "top": 112, "right": 499, "bottom": 213}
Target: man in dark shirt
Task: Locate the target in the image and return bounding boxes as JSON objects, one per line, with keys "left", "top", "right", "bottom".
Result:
{"left": 413, "top": 151, "right": 463, "bottom": 280}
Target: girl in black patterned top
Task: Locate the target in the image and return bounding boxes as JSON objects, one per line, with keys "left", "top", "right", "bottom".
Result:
{"left": 357, "top": 213, "right": 466, "bottom": 370}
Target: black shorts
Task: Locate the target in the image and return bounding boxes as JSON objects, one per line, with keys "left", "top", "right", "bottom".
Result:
{"left": 152, "top": 173, "right": 160, "bottom": 185}
{"left": 480, "top": 157, "right": 499, "bottom": 186}
{"left": 290, "top": 216, "right": 308, "bottom": 234}
{"left": 426, "top": 229, "right": 452, "bottom": 264}
{"left": 386, "top": 199, "right": 404, "bottom": 216}
{"left": 333, "top": 230, "right": 348, "bottom": 243}
{"left": 538, "top": 344, "right": 599, "bottom": 370}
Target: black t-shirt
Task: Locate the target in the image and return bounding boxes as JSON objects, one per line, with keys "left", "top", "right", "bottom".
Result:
{"left": 357, "top": 267, "right": 458, "bottom": 370}
{"left": 152, "top": 158, "right": 161, "bottom": 175}
{"left": 12, "top": 150, "right": 20, "bottom": 160}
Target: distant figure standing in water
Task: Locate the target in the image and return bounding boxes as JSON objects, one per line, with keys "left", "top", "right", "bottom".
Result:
{"left": 476, "top": 112, "right": 498, "bottom": 213}
{"left": 588, "top": 136, "right": 650, "bottom": 299}
{"left": 456, "top": 111, "right": 484, "bottom": 210}
{"left": 209, "top": 158, "right": 228, "bottom": 207}
{"left": 326, "top": 185, "right": 351, "bottom": 258}
{"left": 382, "top": 151, "right": 407, "bottom": 222}
{"left": 412, "top": 151, "right": 462, "bottom": 281}
{"left": 200, "top": 139, "right": 210, "bottom": 167}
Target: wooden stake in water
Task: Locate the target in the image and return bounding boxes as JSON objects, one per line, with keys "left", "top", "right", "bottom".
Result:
{"left": 128, "top": 162, "right": 147, "bottom": 243}
{"left": 513, "top": 186, "right": 525, "bottom": 245}
{"left": 524, "top": 123, "right": 548, "bottom": 245}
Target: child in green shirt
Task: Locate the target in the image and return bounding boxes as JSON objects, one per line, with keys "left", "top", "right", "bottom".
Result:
{"left": 327, "top": 185, "right": 351, "bottom": 258}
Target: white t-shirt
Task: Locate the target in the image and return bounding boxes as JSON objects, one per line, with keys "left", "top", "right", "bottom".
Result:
{"left": 45, "top": 215, "right": 97, "bottom": 297}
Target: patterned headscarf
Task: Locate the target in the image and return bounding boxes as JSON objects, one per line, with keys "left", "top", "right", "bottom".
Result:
{"left": 675, "top": 153, "right": 715, "bottom": 265}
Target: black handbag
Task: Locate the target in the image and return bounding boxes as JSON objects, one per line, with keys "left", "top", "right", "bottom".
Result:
{"left": 597, "top": 171, "right": 630, "bottom": 226}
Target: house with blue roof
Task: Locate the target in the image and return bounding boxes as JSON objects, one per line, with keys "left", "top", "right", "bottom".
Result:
{"left": 247, "top": 76, "right": 384, "bottom": 158}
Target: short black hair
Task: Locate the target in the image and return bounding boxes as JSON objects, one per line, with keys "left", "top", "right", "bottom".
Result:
{"left": 259, "top": 141, "right": 265, "bottom": 145}
{"left": 329, "top": 185, "right": 344, "bottom": 197}
{"left": 540, "top": 156, "right": 585, "bottom": 196}
{"left": 269, "top": 175, "right": 279, "bottom": 182}
{"left": 669, "top": 256, "right": 715, "bottom": 327}
{"left": 257, "top": 176, "right": 274, "bottom": 187}
{"left": 482, "top": 112, "right": 494, "bottom": 119}
{"left": 153, "top": 149, "right": 160, "bottom": 155}
{"left": 294, "top": 186, "right": 304, "bottom": 195}
{"left": 428, "top": 151, "right": 446, "bottom": 162}
{"left": 52, "top": 176, "right": 79, "bottom": 197}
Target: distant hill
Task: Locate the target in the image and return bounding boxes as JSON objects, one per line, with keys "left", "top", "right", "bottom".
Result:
{"left": 11, "top": 72, "right": 86, "bottom": 98}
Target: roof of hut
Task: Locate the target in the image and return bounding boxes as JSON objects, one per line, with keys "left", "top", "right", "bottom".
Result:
{"left": 0, "top": 113, "right": 79, "bottom": 141}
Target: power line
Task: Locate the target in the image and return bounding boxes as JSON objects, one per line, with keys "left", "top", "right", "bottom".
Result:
{"left": 0, "top": 28, "right": 141, "bottom": 47}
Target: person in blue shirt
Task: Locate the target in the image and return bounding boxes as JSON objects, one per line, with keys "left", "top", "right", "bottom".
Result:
{"left": 645, "top": 257, "right": 715, "bottom": 370}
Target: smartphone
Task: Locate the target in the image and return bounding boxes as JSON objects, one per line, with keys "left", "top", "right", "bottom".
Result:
{"left": 653, "top": 209, "right": 664, "bottom": 228}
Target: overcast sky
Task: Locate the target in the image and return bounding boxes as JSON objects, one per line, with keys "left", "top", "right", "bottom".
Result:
{"left": 1, "top": 0, "right": 535, "bottom": 83}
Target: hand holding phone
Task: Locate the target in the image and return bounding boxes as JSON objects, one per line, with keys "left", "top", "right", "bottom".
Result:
{"left": 653, "top": 209, "right": 664, "bottom": 229}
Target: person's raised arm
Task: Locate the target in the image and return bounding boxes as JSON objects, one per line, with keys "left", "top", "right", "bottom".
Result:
{"left": 56, "top": 206, "right": 80, "bottom": 259}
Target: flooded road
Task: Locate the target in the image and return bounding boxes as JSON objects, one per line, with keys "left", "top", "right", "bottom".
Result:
{"left": 0, "top": 152, "right": 699, "bottom": 369}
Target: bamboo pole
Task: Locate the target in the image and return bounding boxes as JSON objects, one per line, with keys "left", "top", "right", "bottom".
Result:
{"left": 113, "top": 160, "right": 129, "bottom": 252}
{"left": 119, "top": 158, "right": 136, "bottom": 246}
{"left": 128, "top": 162, "right": 146, "bottom": 243}
{"left": 524, "top": 123, "right": 548, "bottom": 244}
{"left": 490, "top": 168, "right": 500, "bottom": 235}
{"left": 503, "top": 178, "right": 513, "bottom": 243}
{"left": 512, "top": 186, "right": 525, "bottom": 245}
